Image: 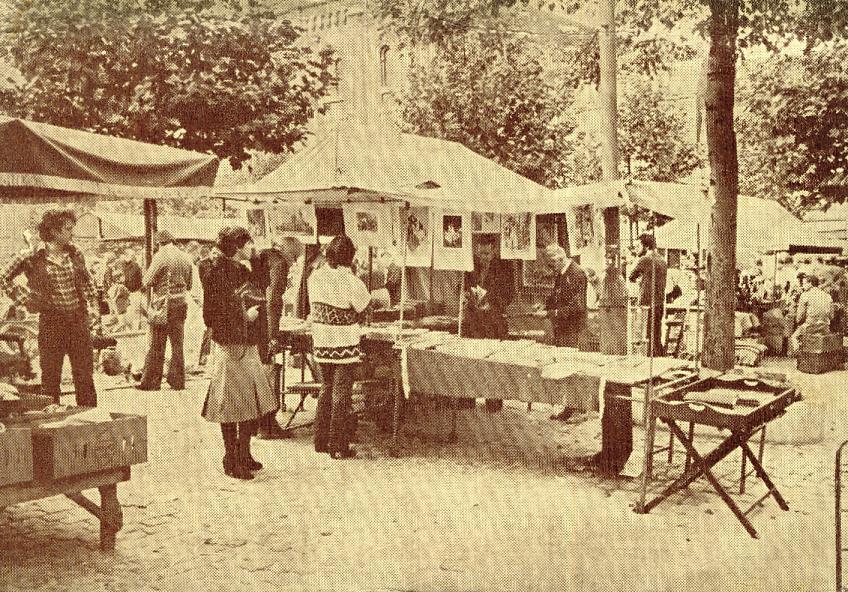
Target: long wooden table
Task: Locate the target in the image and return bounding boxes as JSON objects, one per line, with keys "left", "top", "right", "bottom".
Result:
{"left": 0, "top": 466, "right": 130, "bottom": 550}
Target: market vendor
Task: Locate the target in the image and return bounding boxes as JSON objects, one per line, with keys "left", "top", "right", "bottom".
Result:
{"left": 790, "top": 273, "right": 834, "bottom": 354}
{"left": 534, "top": 243, "right": 587, "bottom": 422}
{"left": 463, "top": 234, "right": 515, "bottom": 412}
{"left": 629, "top": 233, "right": 667, "bottom": 356}
{"left": 0, "top": 209, "right": 98, "bottom": 406}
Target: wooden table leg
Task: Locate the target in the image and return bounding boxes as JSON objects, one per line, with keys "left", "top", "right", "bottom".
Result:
{"left": 98, "top": 483, "right": 123, "bottom": 551}
{"left": 665, "top": 421, "right": 759, "bottom": 538}
{"left": 390, "top": 375, "right": 402, "bottom": 457}
{"left": 739, "top": 439, "right": 789, "bottom": 511}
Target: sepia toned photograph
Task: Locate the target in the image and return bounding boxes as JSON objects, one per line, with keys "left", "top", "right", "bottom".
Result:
{"left": 0, "top": 0, "right": 847, "bottom": 591}
{"left": 442, "top": 214, "right": 463, "bottom": 248}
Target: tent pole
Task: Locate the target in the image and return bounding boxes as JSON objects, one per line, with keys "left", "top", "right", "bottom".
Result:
{"left": 457, "top": 272, "right": 466, "bottom": 337}
{"left": 637, "top": 213, "right": 658, "bottom": 512}
{"left": 143, "top": 198, "right": 158, "bottom": 267}
{"left": 397, "top": 205, "right": 409, "bottom": 343}
{"left": 694, "top": 223, "right": 702, "bottom": 372}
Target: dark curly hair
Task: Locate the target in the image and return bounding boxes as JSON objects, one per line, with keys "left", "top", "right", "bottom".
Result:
{"left": 38, "top": 209, "right": 76, "bottom": 242}
{"left": 216, "top": 226, "right": 253, "bottom": 258}
{"left": 325, "top": 235, "right": 355, "bottom": 268}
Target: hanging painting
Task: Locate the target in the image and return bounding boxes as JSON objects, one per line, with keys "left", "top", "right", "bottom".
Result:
{"left": 266, "top": 203, "right": 317, "bottom": 244}
{"left": 244, "top": 208, "right": 270, "bottom": 249}
{"left": 500, "top": 212, "right": 536, "bottom": 260}
{"left": 395, "top": 206, "right": 432, "bottom": 267}
{"left": 434, "top": 209, "right": 473, "bottom": 271}
{"left": 342, "top": 203, "right": 393, "bottom": 248}
{"left": 472, "top": 212, "right": 500, "bottom": 234}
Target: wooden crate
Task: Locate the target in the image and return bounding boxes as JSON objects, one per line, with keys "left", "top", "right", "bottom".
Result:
{"left": 798, "top": 350, "right": 844, "bottom": 374}
{"left": 800, "top": 333, "right": 843, "bottom": 353}
{"left": 0, "top": 427, "right": 34, "bottom": 487}
{"left": 31, "top": 413, "right": 147, "bottom": 481}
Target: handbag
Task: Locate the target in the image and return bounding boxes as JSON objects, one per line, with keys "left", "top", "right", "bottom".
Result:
{"left": 145, "top": 266, "right": 172, "bottom": 327}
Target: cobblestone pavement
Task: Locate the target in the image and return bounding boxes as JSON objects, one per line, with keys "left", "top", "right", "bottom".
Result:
{"left": 0, "top": 363, "right": 842, "bottom": 592}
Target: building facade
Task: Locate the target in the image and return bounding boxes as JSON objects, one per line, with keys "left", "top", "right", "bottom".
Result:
{"left": 280, "top": 0, "right": 409, "bottom": 127}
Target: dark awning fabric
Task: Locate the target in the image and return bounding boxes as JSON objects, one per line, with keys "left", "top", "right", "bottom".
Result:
{"left": 0, "top": 117, "right": 219, "bottom": 198}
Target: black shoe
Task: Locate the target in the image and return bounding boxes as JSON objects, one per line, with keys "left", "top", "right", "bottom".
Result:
{"left": 550, "top": 408, "right": 576, "bottom": 422}
{"left": 223, "top": 455, "right": 254, "bottom": 480}
{"left": 315, "top": 444, "right": 329, "bottom": 454}
{"left": 257, "top": 424, "right": 291, "bottom": 440}
{"left": 244, "top": 455, "right": 263, "bottom": 471}
{"left": 330, "top": 447, "right": 357, "bottom": 459}
{"left": 135, "top": 383, "right": 160, "bottom": 391}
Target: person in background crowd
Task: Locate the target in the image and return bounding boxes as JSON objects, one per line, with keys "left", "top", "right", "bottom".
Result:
{"left": 791, "top": 274, "right": 834, "bottom": 354}
{"left": 196, "top": 243, "right": 216, "bottom": 368}
{"left": 535, "top": 243, "right": 587, "bottom": 422}
{"left": 629, "top": 233, "right": 668, "bottom": 356}
{"left": 137, "top": 231, "right": 193, "bottom": 391}
{"left": 201, "top": 226, "right": 277, "bottom": 480}
{"left": 308, "top": 235, "right": 373, "bottom": 459}
{"left": 463, "top": 234, "right": 514, "bottom": 412}
{"left": 0, "top": 209, "right": 98, "bottom": 406}
{"left": 383, "top": 250, "right": 403, "bottom": 307}
{"left": 255, "top": 236, "right": 302, "bottom": 440}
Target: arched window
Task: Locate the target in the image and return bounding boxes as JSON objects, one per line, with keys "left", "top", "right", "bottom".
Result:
{"left": 379, "top": 45, "right": 390, "bottom": 86}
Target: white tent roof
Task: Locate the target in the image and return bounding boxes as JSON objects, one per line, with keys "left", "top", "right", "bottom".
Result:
{"left": 94, "top": 211, "right": 240, "bottom": 242}
{"left": 215, "top": 123, "right": 558, "bottom": 213}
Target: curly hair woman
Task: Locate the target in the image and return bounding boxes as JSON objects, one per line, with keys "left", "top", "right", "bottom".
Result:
{"left": 201, "top": 226, "right": 277, "bottom": 479}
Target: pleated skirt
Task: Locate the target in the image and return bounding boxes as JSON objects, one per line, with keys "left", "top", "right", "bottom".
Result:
{"left": 201, "top": 342, "right": 277, "bottom": 424}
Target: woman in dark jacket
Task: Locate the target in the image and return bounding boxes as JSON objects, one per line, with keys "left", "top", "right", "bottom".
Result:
{"left": 201, "top": 227, "right": 277, "bottom": 480}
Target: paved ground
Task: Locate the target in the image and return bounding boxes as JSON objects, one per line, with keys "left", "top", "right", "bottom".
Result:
{"left": 0, "top": 359, "right": 844, "bottom": 592}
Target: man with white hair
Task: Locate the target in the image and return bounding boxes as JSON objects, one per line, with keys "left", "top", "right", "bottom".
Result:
{"left": 535, "top": 243, "right": 587, "bottom": 421}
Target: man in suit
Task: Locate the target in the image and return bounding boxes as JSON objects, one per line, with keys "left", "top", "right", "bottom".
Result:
{"left": 535, "top": 244, "right": 587, "bottom": 421}
{"left": 464, "top": 234, "right": 515, "bottom": 411}
{"left": 629, "top": 233, "right": 668, "bottom": 356}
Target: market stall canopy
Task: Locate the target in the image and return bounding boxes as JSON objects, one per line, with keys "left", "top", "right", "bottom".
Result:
{"left": 653, "top": 195, "right": 839, "bottom": 265}
{"left": 91, "top": 211, "right": 240, "bottom": 242}
{"left": 552, "top": 179, "right": 713, "bottom": 221}
{"left": 215, "top": 123, "right": 557, "bottom": 213}
{"left": 0, "top": 117, "right": 219, "bottom": 199}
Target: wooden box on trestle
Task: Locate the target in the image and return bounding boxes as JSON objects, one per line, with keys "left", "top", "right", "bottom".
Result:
{"left": 30, "top": 413, "right": 147, "bottom": 481}
{"left": 0, "top": 427, "right": 34, "bottom": 486}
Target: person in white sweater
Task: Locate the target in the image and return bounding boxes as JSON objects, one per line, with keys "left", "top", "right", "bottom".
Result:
{"left": 307, "top": 235, "right": 373, "bottom": 459}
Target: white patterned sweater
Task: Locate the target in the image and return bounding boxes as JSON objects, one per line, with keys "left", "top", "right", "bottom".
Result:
{"left": 307, "top": 265, "right": 371, "bottom": 364}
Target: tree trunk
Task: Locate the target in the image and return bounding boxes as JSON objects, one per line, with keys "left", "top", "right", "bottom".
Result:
{"left": 702, "top": 0, "right": 739, "bottom": 371}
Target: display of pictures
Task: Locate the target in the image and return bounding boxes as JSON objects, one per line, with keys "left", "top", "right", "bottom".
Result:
{"left": 266, "top": 203, "right": 317, "bottom": 243}
{"left": 565, "top": 204, "right": 597, "bottom": 254}
{"left": 434, "top": 209, "right": 472, "bottom": 271}
{"left": 391, "top": 206, "right": 432, "bottom": 267}
{"left": 472, "top": 212, "right": 500, "bottom": 234}
{"left": 244, "top": 208, "right": 271, "bottom": 249}
{"left": 443, "top": 215, "right": 463, "bottom": 248}
{"left": 522, "top": 215, "right": 559, "bottom": 288}
{"left": 342, "top": 203, "right": 393, "bottom": 248}
{"left": 500, "top": 212, "right": 536, "bottom": 260}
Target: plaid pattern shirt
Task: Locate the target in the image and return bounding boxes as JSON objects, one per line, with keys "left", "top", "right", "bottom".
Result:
{"left": 0, "top": 245, "right": 97, "bottom": 315}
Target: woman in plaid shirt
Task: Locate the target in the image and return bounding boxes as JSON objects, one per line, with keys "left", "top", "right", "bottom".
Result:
{"left": 0, "top": 209, "right": 98, "bottom": 406}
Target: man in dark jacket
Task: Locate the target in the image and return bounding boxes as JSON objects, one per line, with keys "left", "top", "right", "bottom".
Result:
{"left": 254, "top": 237, "right": 302, "bottom": 439}
{"left": 629, "top": 233, "right": 668, "bottom": 356}
{"left": 0, "top": 209, "right": 98, "bottom": 406}
{"left": 535, "top": 244, "right": 587, "bottom": 421}
{"left": 464, "top": 234, "right": 515, "bottom": 411}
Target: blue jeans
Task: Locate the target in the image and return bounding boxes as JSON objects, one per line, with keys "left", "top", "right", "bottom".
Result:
{"left": 39, "top": 309, "right": 96, "bottom": 406}
{"left": 140, "top": 300, "right": 187, "bottom": 389}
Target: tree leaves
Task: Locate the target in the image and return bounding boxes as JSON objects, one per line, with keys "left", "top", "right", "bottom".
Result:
{"left": 0, "top": 0, "right": 333, "bottom": 169}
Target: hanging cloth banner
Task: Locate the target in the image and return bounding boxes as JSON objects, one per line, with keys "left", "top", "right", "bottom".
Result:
{"left": 266, "top": 203, "right": 318, "bottom": 244}
{"left": 433, "top": 209, "right": 473, "bottom": 271}
{"left": 342, "top": 203, "right": 394, "bottom": 248}
{"left": 396, "top": 206, "right": 433, "bottom": 268}
{"left": 500, "top": 212, "right": 537, "bottom": 260}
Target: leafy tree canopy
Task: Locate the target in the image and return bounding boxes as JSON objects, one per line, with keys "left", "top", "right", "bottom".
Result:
{"left": 0, "top": 0, "right": 334, "bottom": 169}
{"left": 737, "top": 40, "right": 848, "bottom": 213}
{"left": 401, "top": 31, "right": 577, "bottom": 187}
